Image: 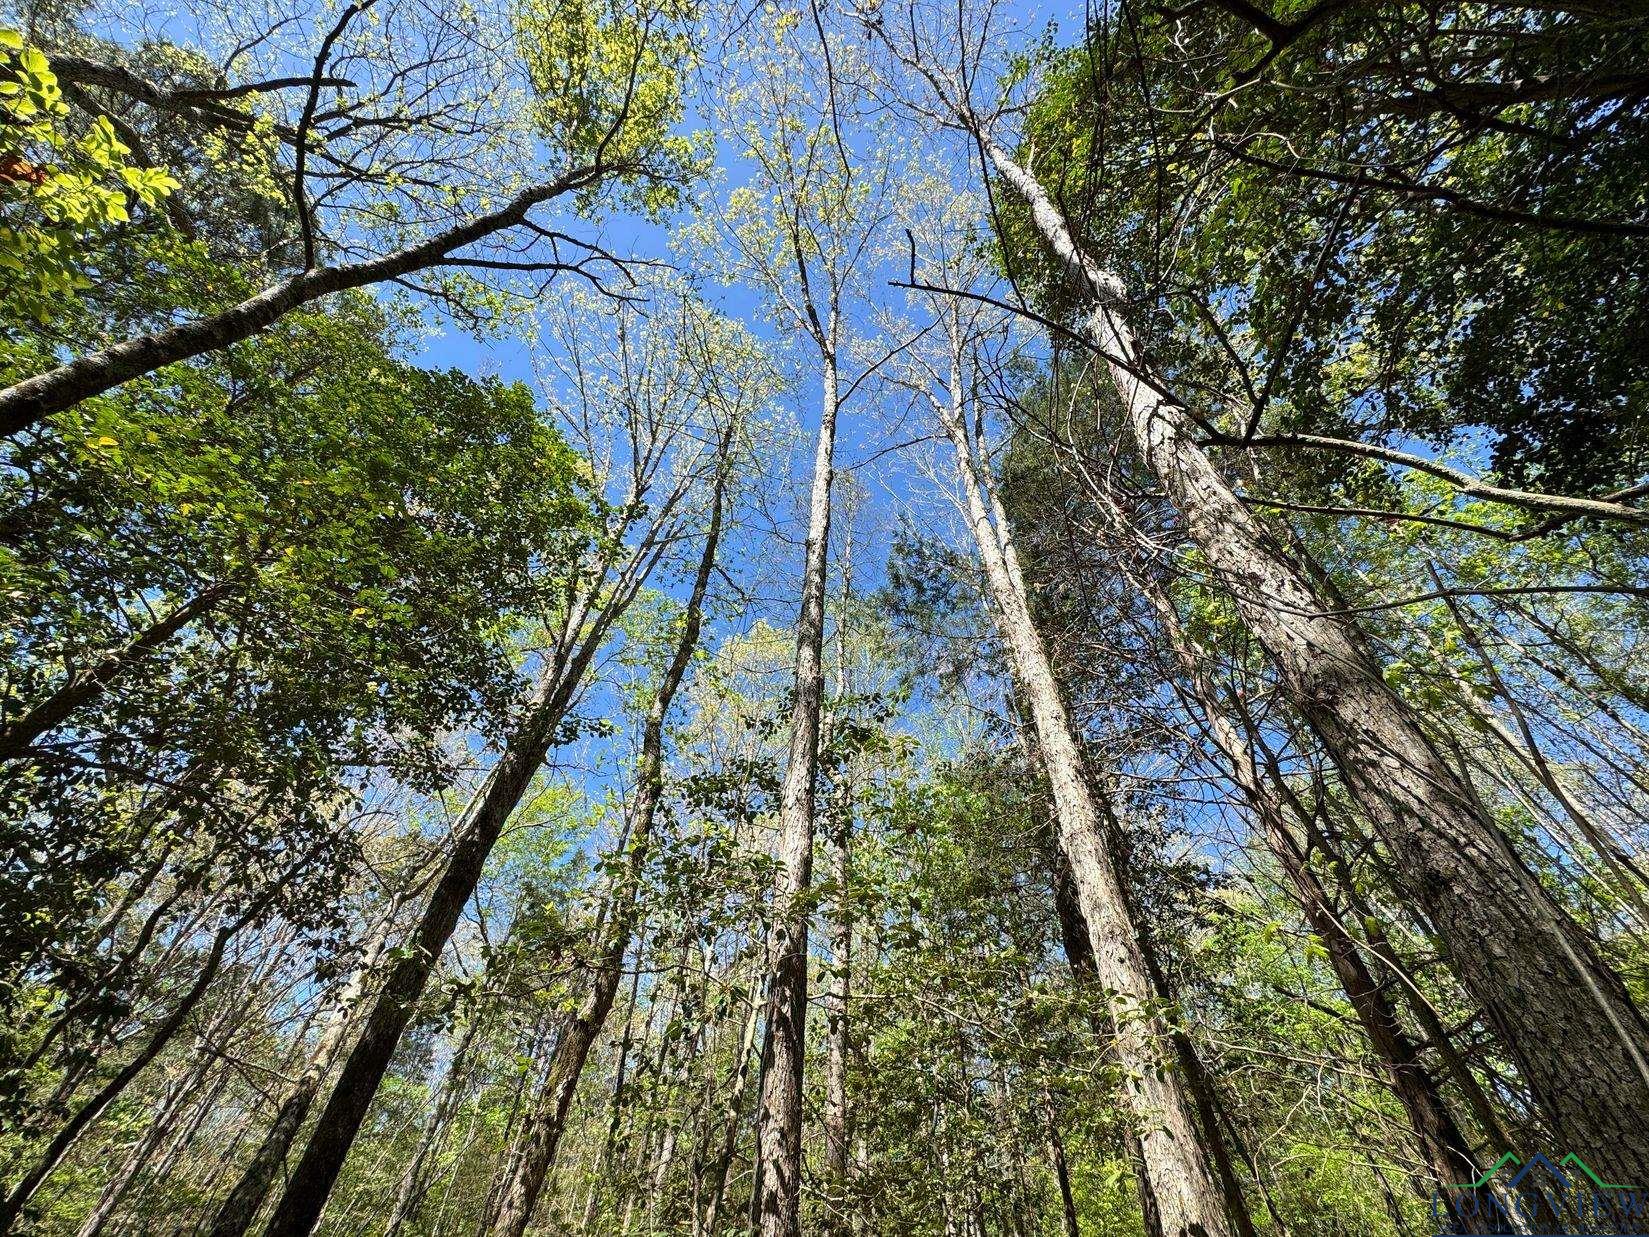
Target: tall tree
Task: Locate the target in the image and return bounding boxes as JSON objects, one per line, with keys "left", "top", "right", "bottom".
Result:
{"left": 867, "top": 8, "right": 1649, "bottom": 1176}
{"left": 256, "top": 286, "right": 727, "bottom": 1237}
{"left": 702, "top": 18, "right": 903, "bottom": 1232}
{"left": 911, "top": 289, "right": 1237, "bottom": 1237}
{"left": 486, "top": 302, "right": 763, "bottom": 1237}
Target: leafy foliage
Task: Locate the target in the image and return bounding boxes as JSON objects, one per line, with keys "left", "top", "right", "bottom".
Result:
{"left": 0, "top": 31, "right": 178, "bottom": 322}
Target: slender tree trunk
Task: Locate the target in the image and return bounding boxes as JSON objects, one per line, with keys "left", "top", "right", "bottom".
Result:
{"left": 260, "top": 634, "right": 601, "bottom": 1237}
{"left": 206, "top": 894, "right": 404, "bottom": 1237}
{"left": 1048, "top": 859, "right": 1163, "bottom": 1237}
{"left": 648, "top": 942, "right": 719, "bottom": 1233}
{"left": 1040, "top": 1083, "right": 1082, "bottom": 1237}
{"left": 0, "top": 583, "right": 230, "bottom": 760}
{"left": 822, "top": 805, "right": 852, "bottom": 1233}
{"left": 701, "top": 964, "right": 764, "bottom": 1237}
{"left": 0, "top": 906, "right": 257, "bottom": 1232}
{"left": 1434, "top": 583, "right": 1649, "bottom": 922}
{"left": 487, "top": 457, "right": 732, "bottom": 1237}
{"left": 98, "top": 926, "right": 295, "bottom": 1229}
{"left": 582, "top": 936, "right": 647, "bottom": 1235}
{"left": 964, "top": 121, "right": 1649, "bottom": 1177}
{"left": 751, "top": 350, "right": 840, "bottom": 1237}
{"left": 1151, "top": 586, "right": 1487, "bottom": 1192}
{"left": 647, "top": 1119, "right": 684, "bottom": 1230}
{"left": 823, "top": 537, "right": 855, "bottom": 1237}
{"left": 383, "top": 1009, "right": 486, "bottom": 1237}
{"left": 933, "top": 332, "right": 1233, "bottom": 1237}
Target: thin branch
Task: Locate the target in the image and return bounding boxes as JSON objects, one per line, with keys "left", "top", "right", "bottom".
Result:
{"left": 293, "top": 0, "right": 377, "bottom": 271}
{"left": 1212, "top": 430, "right": 1649, "bottom": 526}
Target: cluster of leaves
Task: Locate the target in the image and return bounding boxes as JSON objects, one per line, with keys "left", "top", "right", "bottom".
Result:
{"left": 517, "top": 0, "right": 707, "bottom": 216}
{"left": 0, "top": 31, "right": 179, "bottom": 322}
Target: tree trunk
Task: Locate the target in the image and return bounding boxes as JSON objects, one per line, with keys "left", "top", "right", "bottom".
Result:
{"left": 700, "top": 964, "right": 764, "bottom": 1237}
{"left": 1040, "top": 1083, "right": 1083, "bottom": 1237}
{"left": 822, "top": 805, "right": 852, "bottom": 1234}
{"left": 487, "top": 457, "right": 731, "bottom": 1237}
{"left": 0, "top": 583, "right": 230, "bottom": 760}
{"left": 1049, "top": 859, "right": 1164, "bottom": 1237}
{"left": 260, "top": 634, "right": 602, "bottom": 1237}
{"left": 0, "top": 909, "right": 253, "bottom": 1232}
{"left": 933, "top": 336, "right": 1233, "bottom": 1237}
{"left": 206, "top": 894, "right": 404, "bottom": 1237}
{"left": 1149, "top": 584, "right": 1488, "bottom": 1193}
{"left": 750, "top": 353, "right": 840, "bottom": 1237}
{"left": 823, "top": 535, "right": 855, "bottom": 1237}
{"left": 581, "top": 950, "right": 647, "bottom": 1235}
{"left": 967, "top": 122, "right": 1649, "bottom": 1178}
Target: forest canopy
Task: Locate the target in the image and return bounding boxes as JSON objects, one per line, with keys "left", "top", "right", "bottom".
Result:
{"left": 2, "top": 0, "right": 1649, "bottom": 1234}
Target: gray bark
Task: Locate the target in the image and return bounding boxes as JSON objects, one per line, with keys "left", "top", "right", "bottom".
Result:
{"left": 932, "top": 326, "right": 1234, "bottom": 1237}
{"left": 750, "top": 353, "right": 840, "bottom": 1237}
{"left": 965, "top": 122, "right": 1649, "bottom": 1179}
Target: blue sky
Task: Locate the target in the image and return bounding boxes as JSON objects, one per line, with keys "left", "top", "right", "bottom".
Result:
{"left": 392, "top": 0, "right": 1119, "bottom": 830}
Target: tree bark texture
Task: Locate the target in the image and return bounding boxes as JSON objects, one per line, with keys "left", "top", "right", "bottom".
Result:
{"left": 934, "top": 348, "right": 1235, "bottom": 1237}
{"left": 970, "top": 124, "right": 1649, "bottom": 1179}
{"left": 751, "top": 360, "right": 840, "bottom": 1237}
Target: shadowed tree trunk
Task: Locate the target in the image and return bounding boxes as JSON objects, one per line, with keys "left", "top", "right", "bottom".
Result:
{"left": 1039, "top": 1082, "right": 1083, "bottom": 1237}
{"left": 486, "top": 448, "right": 733, "bottom": 1237}
{"left": 581, "top": 947, "right": 647, "bottom": 1234}
{"left": 0, "top": 583, "right": 231, "bottom": 760}
{"left": 822, "top": 802, "right": 852, "bottom": 1235}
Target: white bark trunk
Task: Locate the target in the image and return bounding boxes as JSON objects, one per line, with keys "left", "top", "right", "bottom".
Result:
{"left": 932, "top": 325, "right": 1234, "bottom": 1237}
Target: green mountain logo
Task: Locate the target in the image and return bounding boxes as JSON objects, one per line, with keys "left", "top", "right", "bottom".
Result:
{"left": 1448, "top": 1151, "right": 1633, "bottom": 1192}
